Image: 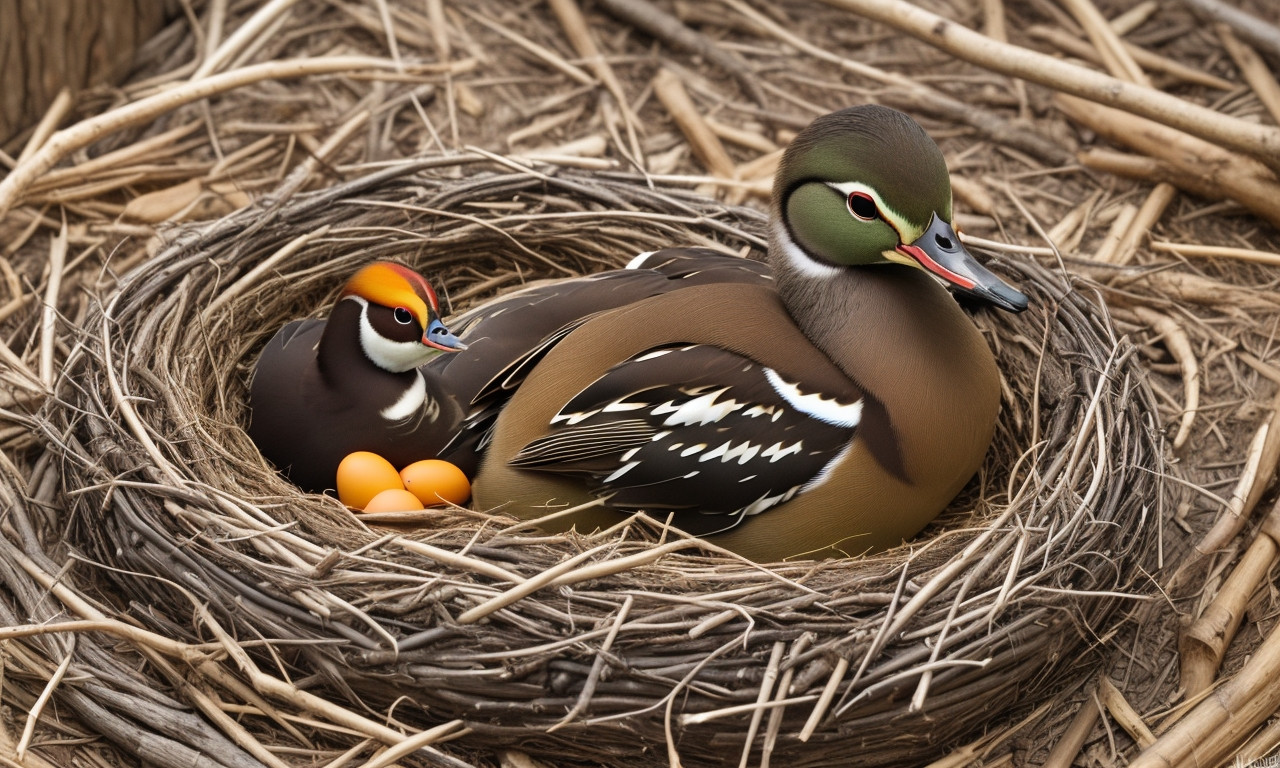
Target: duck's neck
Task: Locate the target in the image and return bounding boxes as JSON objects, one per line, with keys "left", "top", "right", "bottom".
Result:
{"left": 767, "top": 221, "right": 995, "bottom": 411}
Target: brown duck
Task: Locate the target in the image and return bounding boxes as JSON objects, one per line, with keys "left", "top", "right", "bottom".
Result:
{"left": 454, "top": 105, "right": 1029, "bottom": 561}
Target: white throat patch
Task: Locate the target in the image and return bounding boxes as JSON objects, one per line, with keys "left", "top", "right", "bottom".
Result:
{"left": 381, "top": 370, "right": 429, "bottom": 421}
{"left": 346, "top": 296, "right": 434, "bottom": 372}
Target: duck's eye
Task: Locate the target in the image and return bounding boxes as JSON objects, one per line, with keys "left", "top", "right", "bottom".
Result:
{"left": 393, "top": 307, "right": 414, "bottom": 325}
{"left": 847, "top": 192, "right": 878, "bottom": 221}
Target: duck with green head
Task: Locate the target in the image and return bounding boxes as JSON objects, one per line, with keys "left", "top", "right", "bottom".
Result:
{"left": 441, "top": 104, "right": 1028, "bottom": 561}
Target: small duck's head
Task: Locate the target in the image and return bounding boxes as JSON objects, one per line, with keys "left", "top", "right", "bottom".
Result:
{"left": 338, "top": 262, "right": 466, "bottom": 372}
{"left": 773, "top": 104, "right": 1027, "bottom": 312}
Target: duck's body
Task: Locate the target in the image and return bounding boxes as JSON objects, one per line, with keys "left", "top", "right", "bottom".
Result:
{"left": 425, "top": 250, "right": 773, "bottom": 475}
{"left": 455, "top": 105, "right": 1027, "bottom": 560}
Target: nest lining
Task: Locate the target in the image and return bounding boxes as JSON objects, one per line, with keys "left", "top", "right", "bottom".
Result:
{"left": 36, "top": 158, "right": 1169, "bottom": 767}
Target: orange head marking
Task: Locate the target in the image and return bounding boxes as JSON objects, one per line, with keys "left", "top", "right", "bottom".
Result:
{"left": 341, "top": 262, "right": 443, "bottom": 327}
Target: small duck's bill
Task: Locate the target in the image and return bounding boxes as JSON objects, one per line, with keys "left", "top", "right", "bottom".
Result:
{"left": 424, "top": 318, "right": 468, "bottom": 351}
{"left": 895, "top": 214, "right": 1029, "bottom": 313}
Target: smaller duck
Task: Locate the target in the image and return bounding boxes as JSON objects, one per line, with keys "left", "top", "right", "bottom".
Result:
{"left": 248, "top": 262, "right": 466, "bottom": 492}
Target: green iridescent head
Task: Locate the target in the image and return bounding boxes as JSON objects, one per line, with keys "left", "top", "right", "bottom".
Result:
{"left": 774, "top": 105, "right": 1027, "bottom": 313}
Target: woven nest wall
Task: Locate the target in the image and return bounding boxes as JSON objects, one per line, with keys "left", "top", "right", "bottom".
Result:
{"left": 32, "top": 158, "right": 1168, "bottom": 767}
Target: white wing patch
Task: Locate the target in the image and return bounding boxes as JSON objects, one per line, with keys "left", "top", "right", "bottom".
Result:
{"left": 763, "top": 369, "right": 863, "bottom": 428}
{"left": 651, "top": 387, "right": 744, "bottom": 426}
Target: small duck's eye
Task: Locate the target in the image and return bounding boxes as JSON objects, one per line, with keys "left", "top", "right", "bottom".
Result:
{"left": 847, "top": 192, "right": 878, "bottom": 221}
{"left": 393, "top": 307, "right": 414, "bottom": 325}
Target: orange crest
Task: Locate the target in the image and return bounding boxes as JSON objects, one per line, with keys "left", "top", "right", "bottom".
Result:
{"left": 341, "top": 262, "right": 442, "bottom": 325}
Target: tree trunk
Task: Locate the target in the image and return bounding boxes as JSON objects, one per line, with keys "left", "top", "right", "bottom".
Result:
{"left": 0, "top": 0, "right": 176, "bottom": 147}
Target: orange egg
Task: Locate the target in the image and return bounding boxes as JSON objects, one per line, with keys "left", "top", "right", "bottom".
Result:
{"left": 336, "top": 451, "right": 404, "bottom": 509}
{"left": 362, "top": 488, "right": 426, "bottom": 513}
{"left": 400, "top": 459, "right": 471, "bottom": 507}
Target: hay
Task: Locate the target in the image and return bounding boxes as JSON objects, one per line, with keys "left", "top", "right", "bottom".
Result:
{"left": 23, "top": 155, "right": 1170, "bottom": 767}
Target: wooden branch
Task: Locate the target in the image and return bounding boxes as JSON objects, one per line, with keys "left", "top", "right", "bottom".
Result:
{"left": 1150, "top": 241, "right": 1280, "bottom": 268}
{"left": 1027, "top": 25, "right": 1235, "bottom": 91}
{"left": 0, "top": 57, "right": 400, "bottom": 218}
{"left": 1132, "top": 602, "right": 1280, "bottom": 767}
{"left": 1219, "top": 25, "right": 1280, "bottom": 125}
{"left": 1181, "top": 498, "right": 1280, "bottom": 698}
{"left": 595, "top": 0, "right": 766, "bottom": 105}
{"left": 813, "top": 0, "right": 1280, "bottom": 171}
{"left": 1058, "top": 95, "right": 1280, "bottom": 229}
{"left": 721, "top": 0, "right": 1071, "bottom": 165}
{"left": 1133, "top": 307, "right": 1198, "bottom": 450}
{"left": 1197, "top": 396, "right": 1280, "bottom": 554}
{"left": 652, "top": 69, "right": 736, "bottom": 179}
{"left": 1058, "top": 0, "right": 1149, "bottom": 86}
{"left": 1176, "top": 0, "right": 1280, "bottom": 65}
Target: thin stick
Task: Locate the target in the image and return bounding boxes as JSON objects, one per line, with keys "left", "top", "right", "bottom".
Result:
{"left": 595, "top": 0, "right": 766, "bottom": 105}
{"left": 1196, "top": 387, "right": 1280, "bottom": 553}
{"left": 38, "top": 222, "right": 67, "bottom": 388}
{"left": 1133, "top": 307, "right": 1198, "bottom": 450}
{"left": 16, "top": 88, "right": 73, "bottom": 166}
{"left": 463, "top": 10, "right": 595, "bottom": 86}
{"left": 1042, "top": 692, "right": 1100, "bottom": 768}
{"left": 798, "top": 656, "right": 848, "bottom": 742}
{"left": 547, "top": 0, "right": 644, "bottom": 167}
{"left": 1113, "top": 183, "right": 1177, "bottom": 266}
{"left": 652, "top": 69, "right": 736, "bottom": 179}
{"left": 0, "top": 57, "right": 400, "bottom": 217}
{"left": 1150, "top": 241, "right": 1280, "bottom": 268}
{"left": 193, "top": 0, "right": 302, "bottom": 78}
{"left": 16, "top": 637, "right": 75, "bottom": 761}
{"left": 1058, "top": 0, "right": 1150, "bottom": 86}
{"left": 1176, "top": 0, "right": 1280, "bottom": 64}
{"left": 1027, "top": 25, "right": 1235, "bottom": 90}
{"left": 1098, "top": 678, "right": 1155, "bottom": 748}
{"left": 1092, "top": 203, "right": 1137, "bottom": 265}
{"left": 1218, "top": 25, "right": 1280, "bottom": 125}
{"left": 738, "top": 641, "right": 786, "bottom": 768}
{"left": 813, "top": 0, "right": 1280, "bottom": 170}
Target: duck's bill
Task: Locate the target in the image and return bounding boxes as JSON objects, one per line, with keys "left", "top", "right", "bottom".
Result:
{"left": 895, "top": 214, "right": 1029, "bottom": 313}
{"left": 424, "top": 318, "right": 468, "bottom": 352}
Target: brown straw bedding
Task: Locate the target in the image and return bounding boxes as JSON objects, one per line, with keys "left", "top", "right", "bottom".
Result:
{"left": 28, "top": 157, "right": 1170, "bottom": 767}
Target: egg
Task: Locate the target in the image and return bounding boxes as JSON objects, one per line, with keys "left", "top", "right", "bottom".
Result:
{"left": 336, "top": 451, "right": 404, "bottom": 509}
{"left": 362, "top": 488, "right": 426, "bottom": 513}
{"left": 400, "top": 459, "right": 471, "bottom": 507}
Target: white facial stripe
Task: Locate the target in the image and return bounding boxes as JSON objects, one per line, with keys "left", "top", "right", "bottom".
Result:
{"left": 381, "top": 371, "right": 427, "bottom": 421}
{"left": 773, "top": 219, "right": 841, "bottom": 279}
{"left": 346, "top": 296, "right": 435, "bottom": 373}
{"left": 825, "top": 181, "right": 922, "bottom": 244}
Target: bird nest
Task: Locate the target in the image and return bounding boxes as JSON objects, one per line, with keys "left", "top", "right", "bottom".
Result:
{"left": 37, "top": 157, "right": 1169, "bottom": 767}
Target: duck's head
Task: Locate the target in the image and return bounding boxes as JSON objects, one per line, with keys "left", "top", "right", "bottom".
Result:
{"left": 337, "top": 261, "right": 466, "bottom": 372}
{"left": 773, "top": 105, "right": 1027, "bottom": 313}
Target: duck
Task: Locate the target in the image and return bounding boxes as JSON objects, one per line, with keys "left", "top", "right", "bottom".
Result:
{"left": 450, "top": 104, "right": 1029, "bottom": 561}
{"left": 247, "top": 261, "right": 468, "bottom": 492}
{"left": 248, "top": 256, "right": 771, "bottom": 493}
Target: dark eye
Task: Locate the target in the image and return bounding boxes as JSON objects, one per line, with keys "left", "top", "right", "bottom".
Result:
{"left": 847, "top": 192, "right": 878, "bottom": 221}
{"left": 393, "top": 307, "right": 414, "bottom": 325}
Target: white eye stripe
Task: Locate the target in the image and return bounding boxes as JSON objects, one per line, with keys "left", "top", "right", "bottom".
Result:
{"left": 825, "top": 181, "right": 916, "bottom": 241}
